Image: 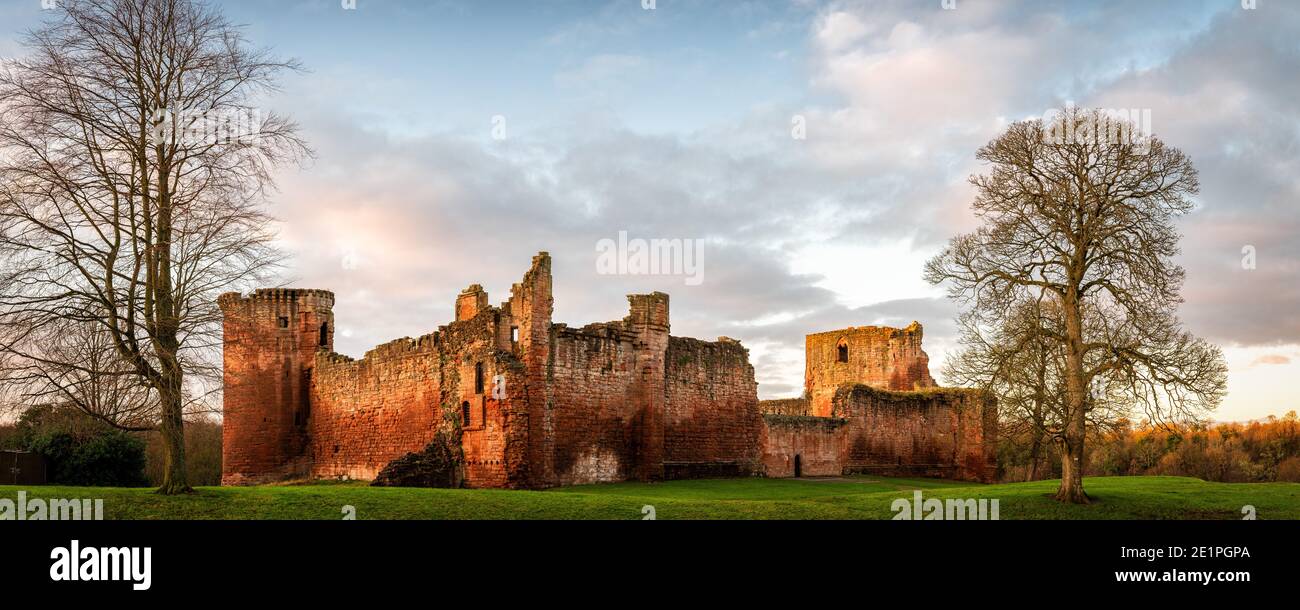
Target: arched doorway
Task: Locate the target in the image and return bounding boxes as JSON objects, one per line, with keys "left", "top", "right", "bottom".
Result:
{"left": 794, "top": 454, "right": 803, "bottom": 478}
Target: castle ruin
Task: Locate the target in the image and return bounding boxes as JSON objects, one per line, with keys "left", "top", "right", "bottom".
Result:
{"left": 219, "top": 252, "right": 997, "bottom": 488}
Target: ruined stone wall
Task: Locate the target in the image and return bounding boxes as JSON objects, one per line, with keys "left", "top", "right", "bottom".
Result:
{"left": 510, "top": 253, "right": 557, "bottom": 488}
{"left": 309, "top": 300, "right": 520, "bottom": 488}
{"left": 804, "top": 322, "right": 937, "bottom": 417}
{"left": 219, "top": 289, "right": 334, "bottom": 485}
{"left": 547, "top": 324, "right": 642, "bottom": 486}
{"left": 663, "top": 336, "right": 764, "bottom": 479}
{"left": 758, "top": 398, "right": 810, "bottom": 416}
{"left": 220, "top": 252, "right": 996, "bottom": 490}
{"left": 625, "top": 293, "right": 668, "bottom": 482}
{"left": 438, "top": 308, "right": 516, "bottom": 489}
{"left": 760, "top": 415, "right": 846, "bottom": 477}
{"left": 833, "top": 384, "right": 996, "bottom": 482}
{"left": 309, "top": 338, "right": 442, "bottom": 482}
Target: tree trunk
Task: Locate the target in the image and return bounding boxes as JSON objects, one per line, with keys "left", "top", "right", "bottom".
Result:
{"left": 1056, "top": 285, "right": 1091, "bottom": 504}
{"left": 1055, "top": 421, "right": 1089, "bottom": 504}
{"left": 155, "top": 370, "right": 191, "bottom": 495}
{"left": 1027, "top": 433, "right": 1043, "bottom": 481}
{"left": 153, "top": 165, "right": 189, "bottom": 495}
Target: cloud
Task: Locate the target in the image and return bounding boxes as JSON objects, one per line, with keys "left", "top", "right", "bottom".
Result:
{"left": 256, "top": 1, "right": 1299, "bottom": 410}
{"left": 800, "top": 0, "right": 1300, "bottom": 349}
{"left": 1251, "top": 354, "right": 1292, "bottom": 367}
{"left": 132, "top": 0, "right": 1274, "bottom": 417}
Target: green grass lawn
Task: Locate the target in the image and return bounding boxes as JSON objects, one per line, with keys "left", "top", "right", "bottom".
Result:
{"left": 1, "top": 475, "right": 1295, "bottom": 520}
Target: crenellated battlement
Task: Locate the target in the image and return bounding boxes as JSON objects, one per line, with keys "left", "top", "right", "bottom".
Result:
{"left": 362, "top": 334, "right": 440, "bottom": 361}
{"left": 219, "top": 288, "right": 335, "bottom": 309}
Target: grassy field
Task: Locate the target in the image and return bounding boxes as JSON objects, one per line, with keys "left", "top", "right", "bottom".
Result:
{"left": 1, "top": 475, "right": 1296, "bottom": 520}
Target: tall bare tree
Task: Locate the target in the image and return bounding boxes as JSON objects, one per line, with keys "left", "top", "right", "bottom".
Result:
{"left": 0, "top": 0, "right": 307, "bottom": 493}
{"left": 926, "top": 107, "right": 1227, "bottom": 503}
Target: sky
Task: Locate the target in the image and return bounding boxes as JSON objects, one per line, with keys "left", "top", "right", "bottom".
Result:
{"left": 1, "top": 0, "right": 1296, "bottom": 422}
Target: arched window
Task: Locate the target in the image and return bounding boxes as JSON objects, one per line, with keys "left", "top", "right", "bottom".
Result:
{"left": 474, "top": 362, "right": 485, "bottom": 394}
{"left": 837, "top": 338, "right": 849, "bottom": 363}
{"left": 462, "top": 401, "right": 472, "bottom": 427}
{"left": 319, "top": 322, "right": 329, "bottom": 347}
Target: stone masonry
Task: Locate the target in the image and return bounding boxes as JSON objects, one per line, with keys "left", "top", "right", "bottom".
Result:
{"left": 220, "top": 253, "right": 996, "bottom": 487}
{"left": 759, "top": 323, "right": 996, "bottom": 483}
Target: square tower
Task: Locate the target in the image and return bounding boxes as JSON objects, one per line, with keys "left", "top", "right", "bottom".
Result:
{"left": 803, "top": 322, "right": 937, "bottom": 417}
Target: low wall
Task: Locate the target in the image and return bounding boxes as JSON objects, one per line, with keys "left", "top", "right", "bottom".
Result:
{"left": 758, "top": 398, "right": 810, "bottom": 416}
{"left": 835, "top": 384, "right": 997, "bottom": 482}
{"left": 761, "top": 415, "right": 846, "bottom": 477}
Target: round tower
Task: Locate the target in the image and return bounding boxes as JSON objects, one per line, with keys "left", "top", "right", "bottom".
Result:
{"left": 218, "top": 289, "right": 335, "bottom": 485}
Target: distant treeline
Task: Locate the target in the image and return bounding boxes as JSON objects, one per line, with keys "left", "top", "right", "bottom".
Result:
{"left": 0, "top": 405, "right": 222, "bottom": 487}
{"left": 1001, "top": 412, "right": 1300, "bottom": 484}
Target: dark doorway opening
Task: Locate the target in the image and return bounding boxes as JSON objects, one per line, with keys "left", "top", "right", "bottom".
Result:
{"left": 794, "top": 454, "right": 803, "bottom": 478}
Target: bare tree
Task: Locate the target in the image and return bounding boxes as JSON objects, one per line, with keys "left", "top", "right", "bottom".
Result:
{"left": 0, "top": 0, "right": 307, "bottom": 493}
{"left": 944, "top": 297, "right": 1128, "bottom": 482}
{"left": 5, "top": 319, "right": 159, "bottom": 431}
{"left": 945, "top": 301, "right": 1062, "bottom": 481}
{"left": 926, "top": 107, "right": 1227, "bottom": 503}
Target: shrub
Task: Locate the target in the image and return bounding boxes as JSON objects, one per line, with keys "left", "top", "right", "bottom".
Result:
{"left": 16, "top": 404, "right": 149, "bottom": 487}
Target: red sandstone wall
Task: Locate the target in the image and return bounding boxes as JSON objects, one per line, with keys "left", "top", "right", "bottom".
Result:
{"left": 309, "top": 301, "right": 520, "bottom": 488}
{"left": 510, "top": 253, "right": 557, "bottom": 487}
{"left": 804, "top": 322, "right": 937, "bottom": 417}
{"left": 227, "top": 255, "right": 995, "bottom": 490}
{"left": 440, "top": 310, "right": 515, "bottom": 489}
{"left": 758, "top": 398, "right": 810, "bottom": 416}
{"left": 309, "top": 338, "right": 442, "bottom": 481}
{"left": 663, "top": 336, "right": 764, "bottom": 478}
{"left": 219, "top": 289, "right": 333, "bottom": 485}
{"left": 547, "top": 325, "right": 642, "bottom": 486}
{"left": 833, "top": 384, "right": 996, "bottom": 482}
{"left": 625, "top": 293, "right": 668, "bottom": 482}
{"left": 760, "top": 415, "right": 845, "bottom": 477}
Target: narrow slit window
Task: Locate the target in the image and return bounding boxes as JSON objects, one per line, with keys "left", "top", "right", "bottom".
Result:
{"left": 461, "top": 401, "right": 472, "bottom": 427}
{"left": 319, "top": 323, "right": 329, "bottom": 346}
{"left": 474, "top": 362, "right": 485, "bottom": 394}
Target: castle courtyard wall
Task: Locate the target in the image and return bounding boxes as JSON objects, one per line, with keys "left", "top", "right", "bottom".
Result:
{"left": 834, "top": 384, "right": 997, "bottom": 483}
{"left": 663, "top": 336, "right": 764, "bottom": 479}
{"left": 309, "top": 339, "right": 442, "bottom": 482}
{"left": 547, "top": 324, "right": 644, "bottom": 486}
{"left": 760, "top": 415, "right": 846, "bottom": 477}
